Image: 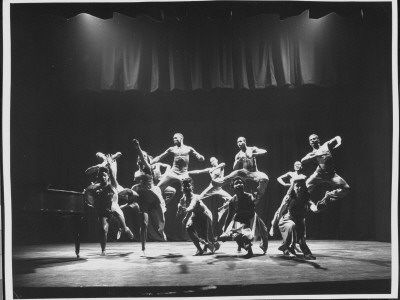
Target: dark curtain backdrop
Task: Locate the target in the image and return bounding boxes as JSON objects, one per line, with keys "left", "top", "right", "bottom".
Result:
{"left": 14, "top": 9, "right": 366, "bottom": 92}
{"left": 9, "top": 4, "right": 393, "bottom": 245}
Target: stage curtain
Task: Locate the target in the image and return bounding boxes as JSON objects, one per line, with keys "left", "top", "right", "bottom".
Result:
{"left": 55, "top": 11, "right": 362, "bottom": 92}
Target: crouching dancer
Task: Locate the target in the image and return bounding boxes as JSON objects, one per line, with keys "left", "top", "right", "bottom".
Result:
{"left": 269, "top": 177, "right": 317, "bottom": 260}
{"left": 177, "top": 177, "right": 220, "bottom": 256}
{"left": 84, "top": 155, "right": 134, "bottom": 256}
{"left": 218, "top": 176, "right": 268, "bottom": 258}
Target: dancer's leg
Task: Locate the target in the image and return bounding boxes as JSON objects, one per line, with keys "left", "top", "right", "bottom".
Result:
{"left": 98, "top": 217, "right": 109, "bottom": 255}
{"left": 111, "top": 202, "right": 133, "bottom": 239}
{"left": 256, "top": 215, "right": 269, "bottom": 254}
{"left": 140, "top": 212, "right": 149, "bottom": 255}
{"left": 243, "top": 171, "right": 269, "bottom": 197}
{"left": 326, "top": 174, "right": 350, "bottom": 201}
{"left": 163, "top": 186, "right": 176, "bottom": 204}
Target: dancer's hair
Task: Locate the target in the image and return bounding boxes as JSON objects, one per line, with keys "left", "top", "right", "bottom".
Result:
{"left": 230, "top": 176, "right": 246, "bottom": 190}
{"left": 181, "top": 177, "right": 194, "bottom": 188}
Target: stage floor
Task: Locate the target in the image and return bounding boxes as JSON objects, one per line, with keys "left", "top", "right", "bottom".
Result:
{"left": 11, "top": 240, "right": 392, "bottom": 298}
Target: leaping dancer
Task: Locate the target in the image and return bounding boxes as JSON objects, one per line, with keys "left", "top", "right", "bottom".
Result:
{"left": 131, "top": 139, "right": 167, "bottom": 253}
{"left": 300, "top": 134, "right": 350, "bottom": 211}
{"left": 151, "top": 133, "right": 205, "bottom": 205}
{"left": 212, "top": 137, "right": 269, "bottom": 203}
{"left": 188, "top": 157, "right": 232, "bottom": 223}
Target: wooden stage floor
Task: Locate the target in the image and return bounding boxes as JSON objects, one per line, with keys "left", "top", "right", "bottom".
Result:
{"left": 11, "top": 240, "right": 392, "bottom": 298}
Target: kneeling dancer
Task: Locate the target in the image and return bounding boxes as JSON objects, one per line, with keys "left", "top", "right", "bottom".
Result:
{"left": 219, "top": 176, "right": 268, "bottom": 257}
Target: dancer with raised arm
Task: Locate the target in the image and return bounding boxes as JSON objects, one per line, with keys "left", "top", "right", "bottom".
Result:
{"left": 269, "top": 178, "right": 317, "bottom": 260}
{"left": 84, "top": 155, "right": 134, "bottom": 256}
{"left": 152, "top": 133, "right": 205, "bottom": 204}
{"left": 213, "top": 137, "right": 269, "bottom": 202}
{"left": 177, "top": 177, "right": 220, "bottom": 256}
{"left": 301, "top": 134, "right": 350, "bottom": 211}
{"left": 218, "top": 177, "right": 268, "bottom": 257}
{"left": 189, "top": 157, "right": 232, "bottom": 221}
{"left": 131, "top": 139, "right": 167, "bottom": 250}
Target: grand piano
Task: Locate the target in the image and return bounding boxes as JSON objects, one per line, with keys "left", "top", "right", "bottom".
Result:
{"left": 37, "top": 188, "right": 86, "bottom": 258}
{"left": 33, "top": 186, "right": 136, "bottom": 257}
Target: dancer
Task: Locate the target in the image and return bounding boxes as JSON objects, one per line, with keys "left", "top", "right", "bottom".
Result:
{"left": 151, "top": 133, "right": 205, "bottom": 204}
{"left": 213, "top": 137, "right": 269, "bottom": 202}
{"left": 131, "top": 139, "right": 167, "bottom": 251}
{"left": 269, "top": 177, "right": 316, "bottom": 260}
{"left": 84, "top": 155, "right": 134, "bottom": 256}
{"left": 150, "top": 159, "right": 176, "bottom": 204}
{"left": 189, "top": 157, "right": 232, "bottom": 211}
{"left": 177, "top": 177, "right": 219, "bottom": 256}
{"left": 219, "top": 177, "right": 269, "bottom": 257}
{"left": 301, "top": 134, "right": 350, "bottom": 211}
{"left": 277, "top": 161, "right": 306, "bottom": 189}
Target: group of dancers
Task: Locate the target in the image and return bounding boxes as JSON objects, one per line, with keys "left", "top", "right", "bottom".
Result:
{"left": 83, "top": 133, "right": 350, "bottom": 259}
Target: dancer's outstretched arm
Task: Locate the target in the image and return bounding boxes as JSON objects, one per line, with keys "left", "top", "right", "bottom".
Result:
{"left": 152, "top": 148, "right": 173, "bottom": 163}
{"left": 189, "top": 147, "right": 205, "bottom": 161}
{"left": 251, "top": 147, "right": 267, "bottom": 156}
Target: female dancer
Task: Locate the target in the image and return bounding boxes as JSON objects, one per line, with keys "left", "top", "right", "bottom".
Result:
{"left": 270, "top": 177, "right": 317, "bottom": 259}
{"left": 131, "top": 139, "right": 167, "bottom": 255}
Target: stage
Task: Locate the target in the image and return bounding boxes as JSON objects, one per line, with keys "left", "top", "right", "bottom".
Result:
{"left": 11, "top": 240, "right": 392, "bottom": 298}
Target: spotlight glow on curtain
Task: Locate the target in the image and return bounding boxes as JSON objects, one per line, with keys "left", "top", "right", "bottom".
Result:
{"left": 60, "top": 11, "right": 362, "bottom": 92}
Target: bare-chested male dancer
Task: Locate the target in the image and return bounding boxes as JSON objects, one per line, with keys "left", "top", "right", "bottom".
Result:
{"left": 213, "top": 137, "right": 269, "bottom": 202}
{"left": 151, "top": 133, "right": 205, "bottom": 204}
{"left": 301, "top": 134, "right": 350, "bottom": 211}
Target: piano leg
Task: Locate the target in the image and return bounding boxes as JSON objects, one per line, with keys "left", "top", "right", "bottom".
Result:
{"left": 73, "top": 216, "right": 84, "bottom": 258}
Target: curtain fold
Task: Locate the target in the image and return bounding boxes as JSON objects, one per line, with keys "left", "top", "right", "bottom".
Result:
{"left": 56, "top": 11, "right": 362, "bottom": 92}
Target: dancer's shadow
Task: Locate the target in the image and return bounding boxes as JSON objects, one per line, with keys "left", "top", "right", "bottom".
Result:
{"left": 13, "top": 257, "right": 87, "bottom": 275}
{"left": 316, "top": 254, "right": 390, "bottom": 268}
{"left": 270, "top": 254, "right": 328, "bottom": 270}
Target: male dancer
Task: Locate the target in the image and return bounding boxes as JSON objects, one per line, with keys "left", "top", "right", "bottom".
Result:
{"left": 301, "top": 134, "right": 350, "bottom": 211}
{"left": 218, "top": 176, "right": 268, "bottom": 257}
{"left": 213, "top": 137, "right": 269, "bottom": 202}
{"left": 150, "top": 159, "right": 176, "bottom": 204}
{"left": 177, "top": 177, "right": 219, "bottom": 256}
{"left": 151, "top": 133, "right": 205, "bottom": 204}
{"left": 84, "top": 156, "right": 134, "bottom": 255}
